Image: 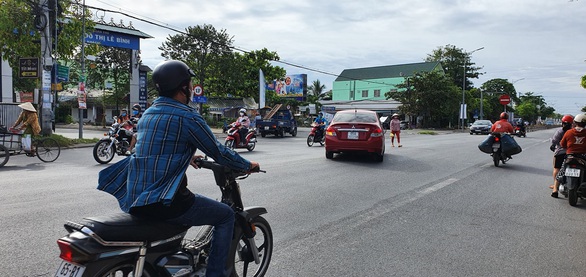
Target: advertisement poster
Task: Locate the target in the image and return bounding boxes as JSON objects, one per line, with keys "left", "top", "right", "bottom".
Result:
{"left": 267, "top": 74, "right": 307, "bottom": 98}
{"left": 78, "top": 82, "right": 87, "bottom": 109}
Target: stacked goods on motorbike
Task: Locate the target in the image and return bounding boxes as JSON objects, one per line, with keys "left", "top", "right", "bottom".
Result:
{"left": 478, "top": 134, "right": 521, "bottom": 156}
{"left": 478, "top": 135, "right": 494, "bottom": 153}
{"left": 500, "top": 134, "right": 522, "bottom": 156}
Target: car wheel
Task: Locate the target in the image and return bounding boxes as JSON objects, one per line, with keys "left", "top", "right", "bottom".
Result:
{"left": 326, "top": 151, "right": 333, "bottom": 159}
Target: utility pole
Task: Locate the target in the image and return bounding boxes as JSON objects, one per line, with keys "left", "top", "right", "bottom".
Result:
{"left": 39, "top": 0, "right": 53, "bottom": 135}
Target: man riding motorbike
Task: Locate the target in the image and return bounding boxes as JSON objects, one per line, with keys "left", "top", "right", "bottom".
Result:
{"left": 126, "top": 103, "right": 143, "bottom": 154}
{"left": 237, "top": 108, "right": 250, "bottom": 146}
{"left": 314, "top": 112, "right": 327, "bottom": 138}
{"left": 98, "top": 60, "right": 259, "bottom": 277}
{"left": 560, "top": 114, "right": 586, "bottom": 156}
{"left": 491, "top": 112, "right": 514, "bottom": 134}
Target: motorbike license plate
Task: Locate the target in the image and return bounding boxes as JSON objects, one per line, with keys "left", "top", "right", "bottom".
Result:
{"left": 264, "top": 126, "right": 269, "bottom": 130}
{"left": 492, "top": 143, "right": 500, "bottom": 150}
{"left": 54, "top": 260, "right": 85, "bottom": 277}
{"left": 348, "top": 131, "right": 359, "bottom": 140}
{"left": 565, "top": 168, "right": 581, "bottom": 178}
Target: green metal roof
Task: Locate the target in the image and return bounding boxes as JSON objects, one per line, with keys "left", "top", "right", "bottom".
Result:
{"left": 335, "top": 61, "right": 441, "bottom": 82}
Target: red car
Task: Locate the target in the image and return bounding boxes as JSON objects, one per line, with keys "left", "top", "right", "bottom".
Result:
{"left": 325, "top": 109, "right": 385, "bottom": 162}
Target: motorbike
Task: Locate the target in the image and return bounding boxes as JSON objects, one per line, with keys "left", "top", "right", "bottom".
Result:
{"left": 225, "top": 122, "right": 257, "bottom": 151}
{"left": 490, "top": 133, "right": 510, "bottom": 167}
{"left": 514, "top": 125, "right": 526, "bottom": 137}
{"left": 307, "top": 122, "right": 325, "bottom": 147}
{"left": 558, "top": 154, "right": 586, "bottom": 206}
{"left": 92, "top": 117, "right": 133, "bottom": 164}
{"left": 54, "top": 158, "right": 272, "bottom": 277}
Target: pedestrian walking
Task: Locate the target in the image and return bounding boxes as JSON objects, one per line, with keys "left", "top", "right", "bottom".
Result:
{"left": 390, "top": 113, "right": 402, "bottom": 147}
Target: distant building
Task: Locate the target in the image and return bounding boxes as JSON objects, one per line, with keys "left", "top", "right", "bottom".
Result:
{"left": 321, "top": 61, "right": 444, "bottom": 121}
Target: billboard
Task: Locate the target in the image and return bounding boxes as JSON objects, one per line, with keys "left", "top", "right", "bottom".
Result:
{"left": 267, "top": 74, "right": 307, "bottom": 98}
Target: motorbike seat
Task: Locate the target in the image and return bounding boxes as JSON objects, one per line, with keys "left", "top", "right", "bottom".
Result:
{"left": 80, "top": 213, "right": 189, "bottom": 242}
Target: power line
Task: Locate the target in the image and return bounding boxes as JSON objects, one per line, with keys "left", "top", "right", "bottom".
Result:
{"left": 67, "top": 0, "right": 400, "bottom": 86}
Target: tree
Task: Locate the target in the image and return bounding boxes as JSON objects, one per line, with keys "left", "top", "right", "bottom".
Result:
{"left": 159, "top": 24, "right": 233, "bottom": 93}
{"left": 0, "top": 0, "right": 92, "bottom": 92}
{"left": 516, "top": 92, "right": 555, "bottom": 122}
{"left": 425, "top": 44, "right": 483, "bottom": 91}
{"left": 159, "top": 25, "right": 285, "bottom": 101}
{"left": 92, "top": 46, "right": 132, "bottom": 111}
{"left": 386, "top": 70, "right": 460, "bottom": 128}
{"left": 477, "top": 78, "right": 518, "bottom": 120}
{"left": 308, "top": 80, "right": 326, "bottom": 97}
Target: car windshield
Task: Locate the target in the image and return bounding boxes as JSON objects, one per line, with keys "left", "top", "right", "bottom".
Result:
{"left": 472, "top": 120, "right": 491, "bottom": 126}
{"left": 333, "top": 112, "right": 377, "bottom": 123}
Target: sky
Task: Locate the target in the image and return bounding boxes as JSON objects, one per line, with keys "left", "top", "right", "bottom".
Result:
{"left": 85, "top": 0, "right": 586, "bottom": 116}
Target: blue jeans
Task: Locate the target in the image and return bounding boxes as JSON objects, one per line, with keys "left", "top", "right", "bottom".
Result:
{"left": 166, "top": 194, "right": 235, "bottom": 277}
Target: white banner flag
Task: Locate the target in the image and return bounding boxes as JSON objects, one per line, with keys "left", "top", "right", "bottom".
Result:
{"left": 259, "top": 69, "right": 266, "bottom": 109}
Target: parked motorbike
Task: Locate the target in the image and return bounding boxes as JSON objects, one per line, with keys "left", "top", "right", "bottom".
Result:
{"left": 558, "top": 154, "right": 586, "bottom": 206}
{"left": 307, "top": 122, "right": 325, "bottom": 147}
{"left": 92, "top": 117, "right": 133, "bottom": 164}
{"left": 54, "top": 158, "right": 272, "bottom": 277}
{"left": 514, "top": 125, "right": 527, "bottom": 137}
{"left": 225, "top": 122, "right": 257, "bottom": 151}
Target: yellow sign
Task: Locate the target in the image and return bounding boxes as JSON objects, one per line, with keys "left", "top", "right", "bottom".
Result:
{"left": 51, "top": 83, "right": 63, "bottom": 91}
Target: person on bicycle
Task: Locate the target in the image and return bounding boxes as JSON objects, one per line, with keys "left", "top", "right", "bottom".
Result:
{"left": 11, "top": 102, "right": 41, "bottom": 154}
{"left": 11, "top": 102, "right": 41, "bottom": 136}
{"left": 98, "top": 60, "right": 259, "bottom": 277}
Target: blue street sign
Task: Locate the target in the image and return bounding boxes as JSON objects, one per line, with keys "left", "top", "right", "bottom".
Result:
{"left": 193, "top": 96, "right": 207, "bottom": 103}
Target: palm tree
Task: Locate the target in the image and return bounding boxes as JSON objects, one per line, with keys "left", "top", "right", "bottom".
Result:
{"left": 308, "top": 80, "right": 326, "bottom": 97}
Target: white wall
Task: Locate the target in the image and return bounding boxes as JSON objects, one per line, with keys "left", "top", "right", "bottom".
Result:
{"left": 1, "top": 58, "right": 13, "bottom": 102}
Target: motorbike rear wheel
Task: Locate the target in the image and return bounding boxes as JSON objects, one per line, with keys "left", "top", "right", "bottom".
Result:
{"left": 231, "top": 216, "right": 273, "bottom": 277}
{"left": 93, "top": 140, "right": 116, "bottom": 164}
{"left": 493, "top": 152, "right": 500, "bottom": 167}
{"left": 569, "top": 188, "right": 578, "bottom": 206}
{"left": 307, "top": 135, "right": 315, "bottom": 147}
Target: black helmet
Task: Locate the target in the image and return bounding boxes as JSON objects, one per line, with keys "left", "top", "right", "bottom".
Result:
{"left": 132, "top": 103, "right": 142, "bottom": 111}
{"left": 152, "top": 60, "right": 196, "bottom": 96}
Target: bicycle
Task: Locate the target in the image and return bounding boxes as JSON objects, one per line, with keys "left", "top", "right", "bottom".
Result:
{"left": 0, "top": 127, "right": 61, "bottom": 167}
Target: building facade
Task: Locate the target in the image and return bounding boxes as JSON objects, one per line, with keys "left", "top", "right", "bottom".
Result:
{"left": 322, "top": 61, "right": 443, "bottom": 114}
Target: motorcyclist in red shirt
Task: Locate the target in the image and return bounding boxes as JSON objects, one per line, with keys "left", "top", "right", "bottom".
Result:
{"left": 560, "top": 114, "right": 586, "bottom": 155}
{"left": 491, "top": 112, "right": 514, "bottom": 134}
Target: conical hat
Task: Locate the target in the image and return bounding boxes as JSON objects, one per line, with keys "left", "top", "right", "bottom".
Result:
{"left": 18, "top": 102, "right": 37, "bottom": 112}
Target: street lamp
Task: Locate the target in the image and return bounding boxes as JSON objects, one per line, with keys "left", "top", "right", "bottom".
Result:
{"left": 461, "top": 47, "right": 484, "bottom": 130}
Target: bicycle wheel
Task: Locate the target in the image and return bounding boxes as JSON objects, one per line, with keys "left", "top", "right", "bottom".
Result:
{"left": 36, "top": 137, "right": 60, "bottom": 162}
{"left": 0, "top": 145, "right": 9, "bottom": 167}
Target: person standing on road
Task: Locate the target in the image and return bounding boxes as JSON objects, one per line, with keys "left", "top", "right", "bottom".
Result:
{"left": 390, "top": 113, "right": 402, "bottom": 147}
{"left": 550, "top": 114, "right": 573, "bottom": 198}
{"left": 98, "top": 60, "right": 259, "bottom": 277}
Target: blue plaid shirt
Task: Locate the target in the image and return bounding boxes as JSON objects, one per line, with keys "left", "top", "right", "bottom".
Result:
{"left": 98, "top": 97, "right": 251, "bottom": 212}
